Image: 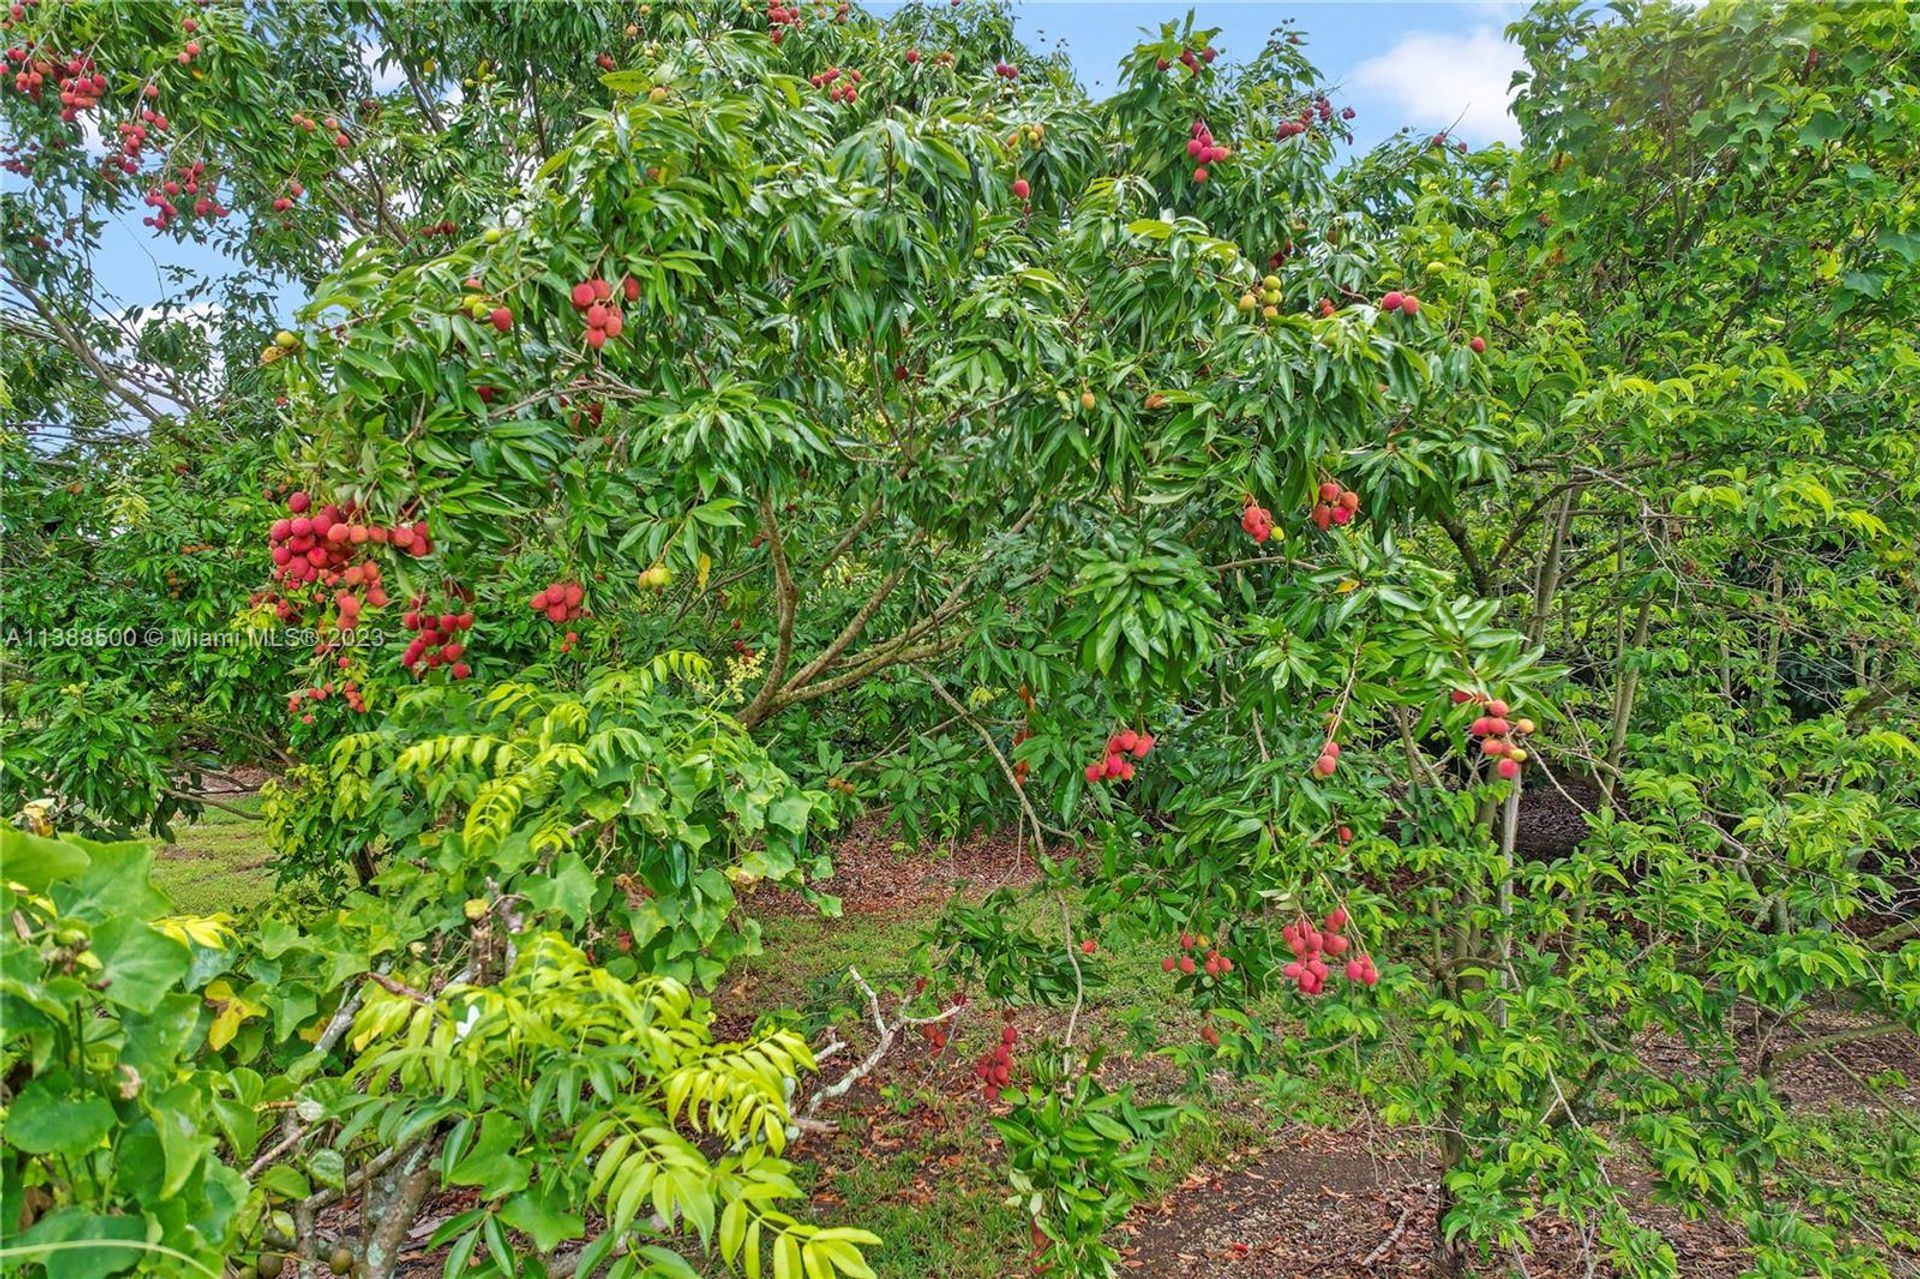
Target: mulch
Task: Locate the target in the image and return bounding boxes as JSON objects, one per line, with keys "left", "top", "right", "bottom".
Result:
{"left": 750, "top": 811, "right": 1047, "bottom": 917}
{"left": 1115, "top": 1125, "right": 1754, "bottom": 1278}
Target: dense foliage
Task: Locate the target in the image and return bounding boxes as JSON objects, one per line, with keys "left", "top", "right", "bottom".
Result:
{"left": 4, "top": 2, "right": 1917, "bottom": 1279}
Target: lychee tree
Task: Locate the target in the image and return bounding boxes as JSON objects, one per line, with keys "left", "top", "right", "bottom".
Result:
{"left": 1, "top": 0, "right": 717, "bottom": 833}
{"left": 1077, "top": 3, "right": 1920, "bottom": 1273}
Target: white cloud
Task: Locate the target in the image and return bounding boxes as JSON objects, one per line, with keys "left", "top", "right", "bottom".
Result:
{"left": 113, "top": 300, "right": 228, "bottom": 409}
{"left": 1349, "top": 26, "right": 1524, "bottom": 145}
{"left": 360, "top": 41, "right": 407, "bottom": 94}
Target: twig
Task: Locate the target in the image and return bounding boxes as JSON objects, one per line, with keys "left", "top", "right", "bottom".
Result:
{"left": 803, "top": 966, "right": 964, "bottom": 1117}
{"left": 1360, "top": 1203, "right": 1414, "bottom": 1266}
{"left": 245, "top": 1122, "right": 312, "bottom": 1178}
{"left": 911, "top": 664, "right": 1052, "bottom": 854}
{"left": 1058, "top": 896, "right": 1084, "bottom": 1049}
{"left": 164, "top": 790, "right": 263, "bottom": 821}
{"left": 368, "top": 973, "right": 431, "bottom": 1003}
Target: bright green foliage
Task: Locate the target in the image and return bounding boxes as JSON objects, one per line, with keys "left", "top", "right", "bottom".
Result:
{"left": 3, "top": 780, "right": 872, "bottom": 1279}
{"left": 348, "top": 934, "right": 873, "bottom": 1279}
{"left": 991, "top": 1051, "right": 1182, "bottom": 1278}
{"left": 262, "top": 667, "right": 839, "bottom": 979}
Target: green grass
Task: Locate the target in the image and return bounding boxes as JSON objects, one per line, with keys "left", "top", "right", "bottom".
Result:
{"left": 146, "top": 795, "right": 276, "bottom": 916}
{"left": 1790, "top": 1104, "right": 1920, "bottom": 1253}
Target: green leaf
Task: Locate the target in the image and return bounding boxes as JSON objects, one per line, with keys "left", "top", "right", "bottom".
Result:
{"left": 2, "top": 1076, "right": 115, "bottom": 1157}
{"left": 446, "top": 1113, "right": 531, "bottom": 1196}
{"left": 149, "top": 1083, "right": 217, "bottom": 1198}
{"left": 90, "top": 915, "right": 190, "bottom": 1014}
{"left": 523, "top": 854, "right": 596, "bottom": 927}
{"left": 0, "top": 826, "right": 91, "bottom": 890}
{"left": 500, "top": 1182, "right": 586, "bottom": 1253}
{"left": 14, "top": 1209, "right": 147, "bottom": 1279}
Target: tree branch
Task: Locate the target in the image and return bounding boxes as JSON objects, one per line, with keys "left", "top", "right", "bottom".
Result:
{"left": 738, "top": 495, "right": 799, "bottom": 729}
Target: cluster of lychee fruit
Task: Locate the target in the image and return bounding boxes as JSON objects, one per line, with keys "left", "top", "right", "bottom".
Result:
{"left": 1160, "top": 931, "right": 1232, "bottom": 979}
{"left": 1309, "top": 734, "right": 1341, "bottom": 778}
{"left": 1183, "top": 119, "right": 1230, "bottom": 184}
{"left": 1236, "top": 272, "right": 1284, "bottom": 322}
{"left": 764, "top": 0, "right": 801, "bottom": 43}
{"left": 17, "top": 49, "right": 101, "bottom": 119}
{"left": 807, "top": 65, "right": 861, "bottom": 102}
{"left": 528, "top": 580, "right": 585, "bottom": 624}
{"left": 1454, "top": 692, "right": 1532, "bottom": 780}
{"left": 1083, "top": 727, "right": 1153, "bottom": 784}
{"left": 1240, "top": 500, "right": 1274, "bottom": 543}
{"left": 1379, "top": 290, "right": 1420, "bottom": 317}
{"left": 1282, "top": 908, "right": 1376, "bottom": 994}
{"left": 268, "top": 491, "right": 420, "bottom": 590}
{"left": 453, "top": 279, "right": 513, "bottom": 333}
{"left": 569, "top": 276, "right": 636, "bottom": 350}
{"left": 1309, "top": 480, "right": 1359, "bottom": 531}
{"left": 991, "top": 60, "right": 1019, "bottom": 79}
{"left": 973, "top": 1024, "right": 1018, "bottom": 1102}
{"left": 263, "top": 491, "right": 435, "bottom": 634}
{"left": 142, "top": 159, "right": 226, "bottom": 230}
{"left": 269, "top": 180, "right": 303, "bottom": 213}
{"left": 400, "top": 603, "right": 474, "bottom": 679}
{"left": 1276, "top": 95, "right": 1351, "bottom": 140}
{"left": 1003, "top": 121, "right": 1044, "bottom": 153}
{"left": 287, "top": 680, "right": 366, "bottom": 724}
{"left": 825, "top": 776, "right": 856, "bottom": 796}
{"left": 107, "top": 99, "right": 168, "bottom": 176}
{"left": 1154, "top": 45, "right": 1216, "bottom": 75}
{"left": 288, "top": 109, "right": 350, "bottom": 149}
{"left": 911, "top": 977, "right": 958, "bottom": 1056}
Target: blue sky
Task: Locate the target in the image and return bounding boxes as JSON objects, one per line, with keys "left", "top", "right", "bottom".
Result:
{"left": 77, "top": 2, "right": 1530, "bottom": 322}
